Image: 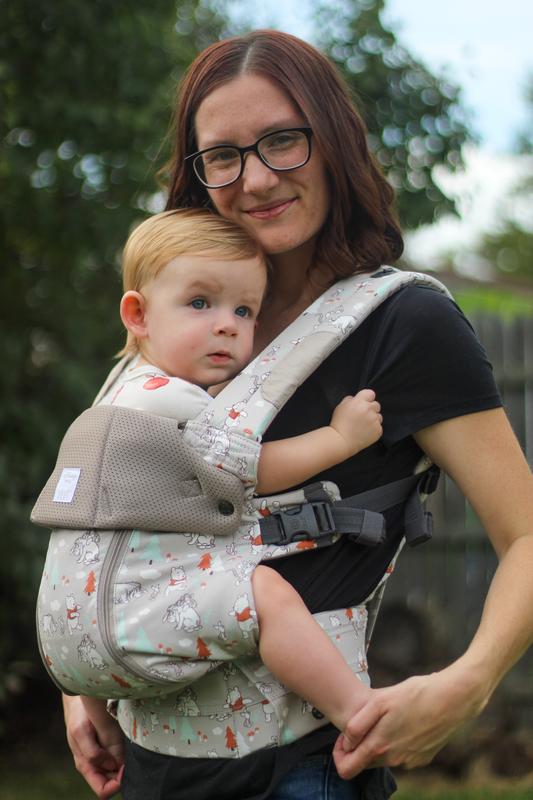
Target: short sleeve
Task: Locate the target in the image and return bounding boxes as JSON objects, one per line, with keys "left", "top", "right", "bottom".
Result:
{"left": 361, "top": 286, "right": 502, "bottom": 445}
{"left": 102, "top": 370, "right": 210, "bottom": 424}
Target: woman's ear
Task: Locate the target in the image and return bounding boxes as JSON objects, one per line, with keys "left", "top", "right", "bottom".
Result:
{"left": 120, "top": 291, "right": 148, "bottom": 340}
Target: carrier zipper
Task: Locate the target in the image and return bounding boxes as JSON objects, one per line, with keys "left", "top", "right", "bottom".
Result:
{"left": 98, "top": 530, "right": 170, "bottom": 684}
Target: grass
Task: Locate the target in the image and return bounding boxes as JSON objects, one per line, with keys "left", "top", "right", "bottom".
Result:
{"left": 1, "top": 759, "right": 532, "bottom": 800}
{"left": 395, "top": 788, "right": 533, "bottom": 800}
{"left": 0, "top": 757, "right": 114, "bottom": 800}
{"left": 454, "top": 287, "right": 533, "bottom": 320}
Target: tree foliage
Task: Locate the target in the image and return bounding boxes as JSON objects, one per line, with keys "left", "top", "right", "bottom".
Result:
{"left": 515, "top": 73, "right": 533, "bottom": 154}
{"left": 477, "top": 219, "right": 533, "bottom": 282}
{"left": 0, "top": 0, "right": 228, "bottom": 722}
{"left": 313, "top": 0, "right": 471, "bottom": 228}
{"left": 475, "top": 77, "right": 533, "bottom": 283}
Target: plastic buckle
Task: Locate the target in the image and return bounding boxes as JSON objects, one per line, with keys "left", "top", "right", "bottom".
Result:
{"left": 419, "top": 466, "right": 440, "bottom": 496}
{"left": 262, "top": 501, "right": 336, "bottom": 545}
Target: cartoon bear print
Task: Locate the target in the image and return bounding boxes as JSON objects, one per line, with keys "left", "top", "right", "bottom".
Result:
{"left": 187, "top": 533, "right": 215, "bottom": 550}
{"left": 224, "top": 686, "right": 252, "bottom": 728}
{"left": 77, "top": 634, "right": 107, "bottom": 669}
{"left": 164, "top": 565, "right": 187, "bottom": 595}
{"left": 213, "top": 620, "right": 228, "bottom": 641}
{"left": 224, "top": 401, "right": 248, "bottom": 429}
{"left": 256, "top": 682, "right": 275, "bottom": 723}
{"left": 174, "top": 687, "right": 201, "bottom": 717}
{"left": 114, "top": 581, "right": 145, "bottom": 605}
{"left": 259, "top": 345, "right": 280, "bottom": 365}
{"left": 163, "top": 593, "right": 202, "bottom": 633}
{"left": 231, "top": 560, "right": 256, "bottom": 585}
{"left": 201, "top": 421, "right": 230, "bottom": 459}
{"left": 242, "top": 525, "right": 263, "bottom": 555}
{"left": 41, "top": 614, "right": 58, "bottom": 635}
{"left": 65, "top": 594, "right": 83, "bottom": 634}
{"left": 70, "top": 531, "right": 101, "bottom": 565}
{"left": 228, "top": 593, "right": 257, "bottom": 639}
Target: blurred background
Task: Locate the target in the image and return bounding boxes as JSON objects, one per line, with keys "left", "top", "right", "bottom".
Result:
{"left": 1, "top": 1, "right": 532, "bottom": 797}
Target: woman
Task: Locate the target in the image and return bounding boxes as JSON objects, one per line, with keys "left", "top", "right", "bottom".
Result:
{"left": 62, "top": 29, "right": 533, "bottom": 800}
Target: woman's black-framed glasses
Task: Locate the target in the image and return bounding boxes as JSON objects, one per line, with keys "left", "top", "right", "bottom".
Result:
{"left": 185, "top": 127, "right": 313, "bottom": 189}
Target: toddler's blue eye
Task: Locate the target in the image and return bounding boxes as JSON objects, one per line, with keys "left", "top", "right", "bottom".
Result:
{"left": 235, "top": 306, "right": 250, "bottom": 318}
{"left": 191, "top": 298, "right": 207, "bottom": 309}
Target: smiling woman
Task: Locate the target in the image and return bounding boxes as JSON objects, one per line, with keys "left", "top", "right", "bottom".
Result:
{"left": 58, "top": 28, "right": 533, "bottom": 800}
{"left": 192, "top": 73, "right": 331, "bottom": 262}
{"left": 168, "top": 32, "right": 403, "bottom": 286}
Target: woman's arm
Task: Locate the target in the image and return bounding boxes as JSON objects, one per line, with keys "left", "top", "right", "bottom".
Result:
{"left": 63, "top": 694, "right": 125, "bottom": 799}
{"left": 257, "top": 390, "right": 382, "bottom": 493}
{"left": 333, "top": 407, "right": 533, "bottom": 777}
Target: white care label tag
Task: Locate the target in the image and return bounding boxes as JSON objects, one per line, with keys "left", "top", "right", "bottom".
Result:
{"left": 53, "top": 468, "right": 81, "bottom": 503}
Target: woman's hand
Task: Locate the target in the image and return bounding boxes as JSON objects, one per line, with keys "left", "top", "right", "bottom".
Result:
{"left": 333, "top": 659, "right": 488, "bottom": 778}
{"left": 63, "top": 694, "right": 124, "bottom": 799}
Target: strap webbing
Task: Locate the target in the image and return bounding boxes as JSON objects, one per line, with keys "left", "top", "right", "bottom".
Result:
{"left": 259, "top": 466, "right": 440, "bottom": 549}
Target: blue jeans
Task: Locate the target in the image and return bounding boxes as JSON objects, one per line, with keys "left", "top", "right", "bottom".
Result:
{"left": 267, "top": 755, "right": 396, "bottom": 800}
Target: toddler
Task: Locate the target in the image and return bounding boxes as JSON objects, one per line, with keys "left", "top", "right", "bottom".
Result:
{"left": 67, "top": 210, "right": 382, "bottom": 749}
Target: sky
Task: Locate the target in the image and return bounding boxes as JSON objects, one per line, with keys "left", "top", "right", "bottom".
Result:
{"left": 231, "top": 0, "right": 533, "bottom": 153}
{"left": 383, "top": 0, "right": 532, "bottom": 154}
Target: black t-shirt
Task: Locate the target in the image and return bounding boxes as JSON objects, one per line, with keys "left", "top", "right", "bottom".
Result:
{"left": 122, "top": 286, "right": 502, "bottom": 800}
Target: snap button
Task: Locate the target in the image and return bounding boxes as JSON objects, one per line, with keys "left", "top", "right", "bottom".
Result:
{"left": 311, "top": 707, "right": 324, "bottom": 720}
{"left": 218, "top": 500, "right": 235, "bottom": 516}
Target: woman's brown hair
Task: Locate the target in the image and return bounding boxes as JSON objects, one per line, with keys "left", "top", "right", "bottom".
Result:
{"left": 165, "top": 29, "right": 403, "bottom": 277}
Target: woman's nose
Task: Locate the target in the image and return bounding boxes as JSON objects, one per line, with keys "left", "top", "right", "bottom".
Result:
{"left": 241, "top": 152, "right": 279, "bottom": 194}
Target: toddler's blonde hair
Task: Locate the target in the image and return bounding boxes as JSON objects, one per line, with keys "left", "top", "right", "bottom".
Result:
{"left": 119, "top": 209, "right": 266, "bottom": 356}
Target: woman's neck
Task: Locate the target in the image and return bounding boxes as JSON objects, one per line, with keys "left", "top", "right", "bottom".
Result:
{"left": 255, "top": 247, "right": 335, "bottom": 353}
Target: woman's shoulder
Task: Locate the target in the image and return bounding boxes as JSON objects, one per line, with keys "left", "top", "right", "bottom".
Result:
{"left": 340, "top": 277, "right": 496, "bottom": 396}
{"left": 382, "top": 279, "right": 460, "bottom": 317}
{"left": 361, "top": 280, "right": 471, "bottom": 344}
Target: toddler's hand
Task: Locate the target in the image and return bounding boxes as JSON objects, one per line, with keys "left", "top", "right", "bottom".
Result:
{"left": 329, "top": 390, "right": 382, "bottom": 458}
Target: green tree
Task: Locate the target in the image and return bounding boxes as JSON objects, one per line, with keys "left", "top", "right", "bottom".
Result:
{"left": 475, "top": 76, "right": 533, "bottom": 284}
{"left": 477, "top": 221, "right": 533, "bottom": 283}
{"left": 313, "top": 0, "right": 471, "bottom": 228}
{"left": 515, "top": 73, "right": 533, "bottom": 154}
{"left": 0, "top": 0, "right": 228, "bottom": 728}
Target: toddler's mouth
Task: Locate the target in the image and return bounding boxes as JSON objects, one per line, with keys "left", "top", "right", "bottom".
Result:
{"left": 208, "top": 352, "right": 232, "bottom": 363}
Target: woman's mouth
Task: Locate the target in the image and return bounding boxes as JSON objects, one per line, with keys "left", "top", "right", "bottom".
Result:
{"left": 245, "top": 199, "right": 295, "bottom": 220}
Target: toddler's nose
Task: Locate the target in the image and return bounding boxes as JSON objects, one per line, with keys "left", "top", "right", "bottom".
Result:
{"left": 214, "top": 310, "right": 238, "bottom": 336}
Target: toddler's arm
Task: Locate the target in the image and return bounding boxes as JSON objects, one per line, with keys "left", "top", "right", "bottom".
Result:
{"left": 256, "top": 389, "right": 382, "bottom": 494}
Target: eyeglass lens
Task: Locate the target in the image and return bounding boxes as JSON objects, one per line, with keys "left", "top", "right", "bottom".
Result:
{"left": 194, "top": 129, "right": 310, "bottom": 188}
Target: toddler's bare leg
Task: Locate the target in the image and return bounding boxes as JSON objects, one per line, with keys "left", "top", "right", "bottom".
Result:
{"left": 251, "top": 564, "right": 370, "bottom": 735}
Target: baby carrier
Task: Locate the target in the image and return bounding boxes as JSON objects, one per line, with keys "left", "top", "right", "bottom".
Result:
{"left": 32, "top": 267, "right": 450, "bottom": 757}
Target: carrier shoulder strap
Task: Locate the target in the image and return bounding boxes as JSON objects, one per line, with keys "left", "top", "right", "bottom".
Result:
{"left": 186, "top": 267, "right": 452, "bottom": 442}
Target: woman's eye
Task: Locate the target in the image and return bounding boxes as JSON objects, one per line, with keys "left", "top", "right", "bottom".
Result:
{"left": 205, "top": 148, "right": 238, "bottom": 165}
{"left": 235, "top": 305, "right": 251, "bottom": 318}
{"left": 190, "top": 298, "right": 207, "bottom": 310}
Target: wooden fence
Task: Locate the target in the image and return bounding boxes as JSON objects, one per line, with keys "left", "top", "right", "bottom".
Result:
{"left": 371, "top": 312, "right": 533, "bottom": 720}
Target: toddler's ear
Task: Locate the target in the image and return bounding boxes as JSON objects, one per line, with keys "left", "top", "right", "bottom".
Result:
{"left": 120, "top": 291, "right": 148, "bottom": 339}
